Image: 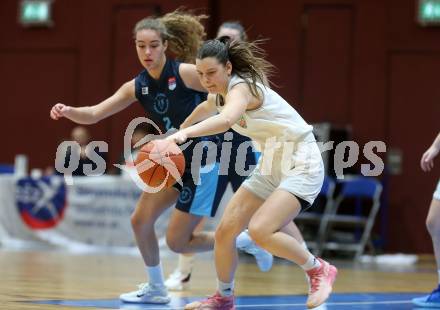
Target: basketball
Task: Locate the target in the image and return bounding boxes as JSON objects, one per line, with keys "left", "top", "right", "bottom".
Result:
{"left": 134, "top": 139, "right": 185, "bottom": 188}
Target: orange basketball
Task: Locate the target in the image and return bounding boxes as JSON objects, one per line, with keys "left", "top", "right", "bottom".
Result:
{"left": 134, "top": 139, "right": 185, "bottom": 188}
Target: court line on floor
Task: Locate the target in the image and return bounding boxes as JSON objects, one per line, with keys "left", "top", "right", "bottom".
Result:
{"left": 119, "top": 299, "right": 413, "bottom": 310}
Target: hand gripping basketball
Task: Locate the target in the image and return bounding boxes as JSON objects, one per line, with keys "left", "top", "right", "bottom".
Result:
{"left": 134, "top": 139, "right": 185, "bottom": 189}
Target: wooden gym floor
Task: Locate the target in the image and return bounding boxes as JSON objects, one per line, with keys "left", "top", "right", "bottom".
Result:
{"left": 0, "top": 249, "right": 437, "bottom": 309}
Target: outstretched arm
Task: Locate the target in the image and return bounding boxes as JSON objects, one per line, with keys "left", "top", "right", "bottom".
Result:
{"left": 168, "top": 84, "right": 251, "bottom": 143}
{"left": 50, "top": 80, "right": 136, "bottom": 124}
{"left": 180, "top": 94, "right": 218, "bottom": 128}
{"left": 179, "top": 63, "right": 206, "bottom": 93}
{"left": 421, "top": 131, "right": 440, "bottom": 172}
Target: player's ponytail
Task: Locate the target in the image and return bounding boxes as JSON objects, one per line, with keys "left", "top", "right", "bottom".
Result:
{"left": 161, "top": 10, "right": 207, "bottom": 63}
{"left": 197, "top": 38, "right": 274, "bottom": 99}
{"left": 133, "top": 9, "right": 207, "bottom": 64}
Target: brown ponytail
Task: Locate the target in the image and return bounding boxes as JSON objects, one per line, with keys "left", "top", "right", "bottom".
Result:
{"left": 197, "top": 38, "right": 275, "bottom": 99}
{"left": 133, "top": 9, "right": 207, "bottom": 64}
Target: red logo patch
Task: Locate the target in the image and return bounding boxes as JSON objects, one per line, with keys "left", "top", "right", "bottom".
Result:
{"left": 168, "top": 77, "right": 176, "bottom": 90}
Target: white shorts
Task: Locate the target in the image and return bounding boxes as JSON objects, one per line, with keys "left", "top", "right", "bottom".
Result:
{"left": 434, "top": 180, "right": 440, "bottom": 201}
{"left": 242, "top": 140, "right": 324, "bottom": 207}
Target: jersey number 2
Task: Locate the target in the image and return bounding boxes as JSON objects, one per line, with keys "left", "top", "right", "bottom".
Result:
{"left": 163, "top": 117, "right": 172, "bottom": 131}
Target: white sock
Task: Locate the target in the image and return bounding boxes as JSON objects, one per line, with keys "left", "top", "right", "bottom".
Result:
{"left": 146, "top": 263, "right": 165, "bottom": 286}
{"left": 217, "top": 279, "right": 234, "bottom": 296}
{"left": 301, "top": 254, "right": 321, "bottom": 271}
{"left": 437, "top": 269, "right": 440, "bottom": 284}
{"left": 178, "top": 254, "right": 194, "bottom": 275}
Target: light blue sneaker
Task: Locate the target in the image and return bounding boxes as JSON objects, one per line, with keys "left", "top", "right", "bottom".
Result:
{"left": 236, "top": 229, "right": 273, "bottom": 272}
{"left": 119, "top": 283, "right": 170, "bottom": 304}
{"left": 412, "top": 284, "right": 440, "bottom": 308}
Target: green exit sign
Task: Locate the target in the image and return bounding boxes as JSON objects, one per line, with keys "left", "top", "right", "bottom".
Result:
{"left": 19, "top": 0, "right": 53, "bottom": 26}
{"left": 418, "top": 0, "right": 440, "bottom": 26}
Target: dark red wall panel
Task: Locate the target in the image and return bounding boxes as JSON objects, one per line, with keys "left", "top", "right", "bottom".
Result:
{"left": 299, "top": 5, "right": 353, "bottom": 124}
{"left": 0, "top": 51, "right": 77, "bottom": 168}
{"left": 387, "top": 53, "right": 440, "bottom": 252}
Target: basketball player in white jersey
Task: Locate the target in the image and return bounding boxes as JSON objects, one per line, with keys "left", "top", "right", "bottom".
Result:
{"left": 413, "top": 132, "right": 440, "bottom": 308}
{"left": 167, "top": 37, "right": 338, "bottom": 309}
{"left": 166, "top": 20, "right": 308, "bottom": 292}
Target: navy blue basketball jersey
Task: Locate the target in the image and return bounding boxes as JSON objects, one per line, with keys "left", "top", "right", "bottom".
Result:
{"left": 135, "top": 58, "right": 212, "bottom": 167}
{"left": 134, "top": 59, "right": 223, "bottom": 217}
{"left": 135, "top": 58, "right": 206, "bottom": 133}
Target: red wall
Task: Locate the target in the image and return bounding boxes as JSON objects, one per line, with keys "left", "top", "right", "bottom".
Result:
{"left": 0, "top": 0, "right": 439, "bottom": 253}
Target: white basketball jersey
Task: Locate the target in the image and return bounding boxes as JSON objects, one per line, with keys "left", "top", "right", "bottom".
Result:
{"left": 218, "top": 75, "right": 314, "bottom": 152}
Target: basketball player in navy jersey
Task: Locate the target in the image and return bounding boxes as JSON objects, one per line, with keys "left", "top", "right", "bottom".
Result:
{"left": 50, "top": 11, "right": 272, "bottom": 304}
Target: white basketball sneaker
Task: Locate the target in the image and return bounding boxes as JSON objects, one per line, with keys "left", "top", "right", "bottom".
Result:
{"left": 119, "top": 283, "right": 170, "bottom": 304}
{"left": 236, "top": 230, "right": 273, "bottom": 272}
{"left": 165, "top": 269, "right": 191, "bottom": 291}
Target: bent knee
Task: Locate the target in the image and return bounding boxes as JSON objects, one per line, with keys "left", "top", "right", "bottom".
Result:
{"left": 215, "top": 222, "right": 241, "bottom": 244}
{"left": 130, "top": 212, "right": 154, "bottom": 231}
{"left": 166, "top": 237, "right": 185, "bottom": 253}
{"left": 166, "top": 232, "right": 190, "bottom": 253}
{"left": 248, "top": 222, "right": 271, "bottom": 246}
{"left": 130, "top": 213, "right": 143, "bottom": 228}
{"left": 426, "top": 216, "right": 440, "bottom": 236}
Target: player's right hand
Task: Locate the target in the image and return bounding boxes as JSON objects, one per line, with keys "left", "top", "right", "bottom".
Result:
{"left": 50, "top": 103, "right": 70, "bottom": 120}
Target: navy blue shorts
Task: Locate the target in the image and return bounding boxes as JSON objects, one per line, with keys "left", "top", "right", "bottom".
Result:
{"left": 172, "top": 131, "right": 258, "bottom": 218}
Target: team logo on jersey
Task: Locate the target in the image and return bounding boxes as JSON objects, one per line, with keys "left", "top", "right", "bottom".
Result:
{"left": 153, "top": 93, "right": 169, "bottom": 115}
{"left": 141, "top": 86, "right": 148, "bottom": 95}
{"left": 168, "top": 77, "right": 176, "bottom": 91}
{"left": 178, "top": 186, "right": 193, "bottom": 204}
{"left": 16, "top": 177, "right": 67, "bottom": 229}
{"left": 237, "top": 115, "right": 247, "bottom": 128}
